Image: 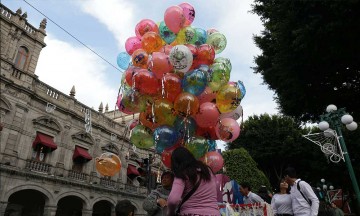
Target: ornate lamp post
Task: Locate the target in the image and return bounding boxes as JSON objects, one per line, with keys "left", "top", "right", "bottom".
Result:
{"left": 318, "top": 105, "right": 360, "bottom": 210}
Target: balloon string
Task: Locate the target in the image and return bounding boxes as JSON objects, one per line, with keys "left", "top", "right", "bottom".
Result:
{"left": 131, "top": 73, "right": 137, "bottom": 102}
{"left": 161, "top": 76, "right": 165, "bottom": 99}
{"left": 186, "top": 100, "right": 191, "bottom": 117}
{"left": 151, "top": 102, "right": 156, "bottom": 123}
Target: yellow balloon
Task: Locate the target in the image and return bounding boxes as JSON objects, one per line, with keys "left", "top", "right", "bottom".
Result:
{"left": 95, "top": 153, "right": 121, "bottom": 177}
{"left": 216, "top": 82, "right": 242, "bottom": 113}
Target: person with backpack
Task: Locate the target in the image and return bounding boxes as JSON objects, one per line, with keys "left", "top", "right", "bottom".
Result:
{"left": 284, "top": 167, "right": 319, "bottom": 216}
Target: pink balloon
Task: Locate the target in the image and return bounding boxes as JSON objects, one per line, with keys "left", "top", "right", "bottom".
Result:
{"left": 164, "top": 6, "right": 185, "bottom": 33}
{"left": 215, "top": 118, "right": 240, "bottom": 142}
{"left": 198, "top": 87, "right": 216, "bottom": 104}
{"left": 179, "top": 3, "right": 195, "bottom": 26}
{"left": 161, "top": 44, "right": 173, "bottom": 55}
{"left": 128, "top": 119, "right": 140, "bottom": 130}
{"left": 194, "top": 102, "right": 220, "bottom": 128}
{"left": 125, "top": 36, "right": 142, "bottom": 55}
{"left": 148, "top": 52, "right": 173, "bottom": 79}
{"left": 203, "top": 151, "right": 224, "bottom": 173}
{"left": 135, "top": 19, "right": 159, "bottom": 38}
{"left": 116, "top": 94, "right": 135, "bottom": 115}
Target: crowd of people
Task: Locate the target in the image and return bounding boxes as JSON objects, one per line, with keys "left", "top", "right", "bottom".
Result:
{"left": 114, "top": 150, "right": 345, "bottom": 216}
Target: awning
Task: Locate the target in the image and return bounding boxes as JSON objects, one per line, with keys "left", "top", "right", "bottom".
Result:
{"left": 127, "top": 164, "right": 140, "bottom": 176}
{"left": 73, "top": 146, "right": 92, "bottom": 161}
{"left": 32, "top": 133, "right": 57, "bottom": 151}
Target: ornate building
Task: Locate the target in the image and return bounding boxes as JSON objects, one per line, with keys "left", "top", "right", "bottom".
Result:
{"left": 0, "top": 3, "right": 160, "bottom": 216}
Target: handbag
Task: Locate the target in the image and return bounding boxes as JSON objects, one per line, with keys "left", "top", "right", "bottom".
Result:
{"left": 175, "top": 179, "right": 201, "bottom": 216}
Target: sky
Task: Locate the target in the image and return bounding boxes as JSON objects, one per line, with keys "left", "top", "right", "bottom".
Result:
{"left": 3, "top": 0, "right": 279, "bottom": 149}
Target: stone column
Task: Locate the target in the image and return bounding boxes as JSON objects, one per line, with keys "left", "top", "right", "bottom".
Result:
{"left": 43, "top": 205, "right": 57, "bottom": 216}
{"left": 0, "top": 201, "right": 9, "bottom": 216}
{"left": 82, "top": 208, "right": 92, "bottom": 216}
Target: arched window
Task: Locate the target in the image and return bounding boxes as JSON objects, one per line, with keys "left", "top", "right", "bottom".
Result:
{"left": 14, "top": 46, "right": 29, "bottom": 70}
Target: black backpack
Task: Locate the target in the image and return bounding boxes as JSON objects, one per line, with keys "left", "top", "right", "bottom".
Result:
{"left": 297, "top": 180, "right": 320, "bottom": 206}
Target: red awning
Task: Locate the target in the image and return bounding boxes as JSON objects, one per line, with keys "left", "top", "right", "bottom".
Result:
{"left": 127, "top": 164, "right": 140, "bottom": 176}
{"left": 73, "top": 146, "right": 92, "bottom": 161}
{"left": 32, "top": 133, "right": 57, "bottom": 151}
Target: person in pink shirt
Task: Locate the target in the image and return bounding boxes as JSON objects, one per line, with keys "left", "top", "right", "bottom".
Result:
{"left": 166, "top": 147, "right": 220, "bottom": 216}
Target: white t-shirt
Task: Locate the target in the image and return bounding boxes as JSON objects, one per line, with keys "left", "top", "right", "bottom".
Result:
{"left": 271, "top": 193, "right": 293, "bottom": 215}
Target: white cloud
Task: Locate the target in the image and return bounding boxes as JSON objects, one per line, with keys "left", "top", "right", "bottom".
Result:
{"left": 76, "top": 0, "right": 136, "bottom": 49}
{"left": 36, "top": 34, "right": 118, "bottom": 109}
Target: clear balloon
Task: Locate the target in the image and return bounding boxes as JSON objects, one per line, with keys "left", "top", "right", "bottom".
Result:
{"left": 131, "top": 49, "right": 149, "bottom": 68}
{"left": 135, "top": 19, "right": 159, "bottom": 38}
{"left": 130, "top": 125, "right": 154, "bottom": 149}
{"left": 95, "top": 152, "right": 122, "bottom": 177}
{"left": 159, "top": 21, "right": 176, "bottom": 44}
{"left": 185, "top": 136, "right": 208, "bottom": 159}
{"left": 194, "top": 102, "right": 220, "bottom": 128}
{"left": 154, "top": 125, "right": 179, "bottom": 153}
{"left": 174, "top": 92, "right": 199, "bottom": 117}
{"left": 216, "top": 82, "right": 242, "bottom": 113}
{"left": 202, "top": 151, "right": 224, "bottom": 173}
{"left": 206, "top": 32, "right": 227, "bottom": 54}
{"left": 164, "top": 5, "right": 185, "bottom": 33}
{"left": 154, "top": 98, "right": 176, "bottom": 126}
{"left": 169, "top": 45, "right": 193, "bottom": 73}
{"left": 194, "top": 28, "right": 207, "bottom": 46}
{"left": 179, "top": 2, "right": 195, "bottom": 26}
{"left": 125, "top": 36, "right": 142, "bottom": 55}
{"left": 215, "top": 118, "right": 240, "bottom": 142}
{"left": 174, "top": 116, "right": 197, "bottom": 141}
{"left": 141, "top": 32, "right": 163, "bottom": 53}
{"left": 117, "top": 52, "right": 131, "bottom": 70}
{"left": 182, "top": 69, "right": 207, "bottom": 96}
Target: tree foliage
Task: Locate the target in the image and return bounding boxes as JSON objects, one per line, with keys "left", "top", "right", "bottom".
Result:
{"left": 252, "top": 0, "right": 360, "bottom": 121}
{"left": 228, "top": 114, "right": 360, "bottom": 191}
{"left": 223, "top": 148, "right": 270, "bottom": 192}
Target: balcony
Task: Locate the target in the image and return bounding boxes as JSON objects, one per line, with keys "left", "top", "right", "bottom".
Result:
{"left": 68, "top": 170, "right": 88, "bottom": 182}
{"left": 25, "top": 160, "right": 50, "bottom": 174}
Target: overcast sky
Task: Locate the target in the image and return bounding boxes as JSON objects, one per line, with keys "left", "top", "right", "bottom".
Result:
{"left": 3, "top": 0, "right": 279, "bottom": 149}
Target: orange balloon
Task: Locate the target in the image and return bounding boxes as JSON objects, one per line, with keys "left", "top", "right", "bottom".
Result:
{"left": 174, "top": 92, "right": 199, "bottom": 117}
{"left": 141, "top": 32, "right": 163, "bottom": 53}
{"left": 162, "top": 73, "right": 182, "bottom": 102}
{"left": 131, "top": 49, "right": 149, "bottom": 68}
{"left": 139, "top": 108, "right": 160, "bottom": 131}
{"left": 95, "top": 153, "right": 121, "bottom": 177}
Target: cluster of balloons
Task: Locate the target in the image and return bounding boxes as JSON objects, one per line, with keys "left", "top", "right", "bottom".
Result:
{"left": 114, "top": 2, "right": 246, "bottom": 174}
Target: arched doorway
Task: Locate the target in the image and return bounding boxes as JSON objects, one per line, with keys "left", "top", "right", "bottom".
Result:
{"left": 55, "top": 196, "right": 83, "bottom": 216}
{"left": 92, "top": 200, "right": 113, "bottom": 216}
{"left": 5, "top": 189, "right": 46, "bottom": 216}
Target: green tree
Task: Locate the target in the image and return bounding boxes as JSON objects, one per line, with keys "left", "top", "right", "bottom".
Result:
{"left": 227, "top": 114, "right": 358, "bottom": 190}
{"left": 223, "top": 148, "right": 270, "bottom": 192}
{"left": 252, "top": 0, "right": 360, "bottom": 121}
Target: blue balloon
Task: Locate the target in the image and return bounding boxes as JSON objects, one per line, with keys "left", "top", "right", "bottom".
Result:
{"left": 117, "top": 52, "right": 131, "bottom": 70}
{"left": 237, "top": 80, "right": 246, "bottom": 99}
{"left": 197, "top": 64, "right": 211, "bottom": 82}
{"left": 174, "top": 116, "right": 197, "bottom": 140}
{"left": 182, "top": 69, "right": 207, "bottom": 96}
{"left": 159, "top": 21, "right": 176, "bottom": 44}
{"left": 194, "top": 28, "right": 207, "bottom": 46}
{"left": 153, "top": 125, "right": 178, "bottom": 154}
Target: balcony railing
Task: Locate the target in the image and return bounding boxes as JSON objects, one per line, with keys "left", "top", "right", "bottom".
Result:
{"left": 100, "top": 177, "right": 116, "bottom": 188}
{"left": 25, "top": 160, "right": 50, "bottom": 174}
{"left": 68, "top": 170, "right": 87, "bottom": 182}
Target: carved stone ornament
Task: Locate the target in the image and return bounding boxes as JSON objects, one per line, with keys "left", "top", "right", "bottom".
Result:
{"left": 71, "top": 131, "right": 95, "bottom": 145}
{"left": 101, "top": 143, "right": 119, "bottom": 154}
{"left": 32, "top": 116, "right": 62, "bottom": 133}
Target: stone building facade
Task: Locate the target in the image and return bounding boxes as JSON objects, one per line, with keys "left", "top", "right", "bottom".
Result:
{"left": 0, "top": 3, "right": 159, "bottom": 216}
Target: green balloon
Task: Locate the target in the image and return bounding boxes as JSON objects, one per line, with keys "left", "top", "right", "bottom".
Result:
{"left": 130, "top": 125, "right": 154, "bottom": 149}
{"left": 209, "top": 62, "right": 230, "bottom": 91}
{"left": 206, "top": 32, "right": 227, "bottom": 54}
{"left": 214, "top": 57, "right": 232, "bottom": 73}
{"left": 185, "top": 136, "right": 209, "bottom": 159}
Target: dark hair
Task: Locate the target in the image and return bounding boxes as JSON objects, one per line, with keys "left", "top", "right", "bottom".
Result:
{"left": 161, "top": 170, "right": 174, "bottom": 180}
{"left": 171, "top": 147, "right": 211, "bottom": 185}
{"left": 277, "top": 178, "right": 291, "bottom": 194}
{"left": 258, "top": 186, "right": 272, "bottom": 204}
{"left": 284, "top": 167, "right": 297, "bottom": 178}
{"left": 115, "top": 200, "right": 135, "bottom": 216}
{"left": 239, "top": 182, "right": 251, "bottom": 191}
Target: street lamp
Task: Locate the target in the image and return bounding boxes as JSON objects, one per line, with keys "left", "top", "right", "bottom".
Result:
{"left": 317, "top": 178, "right": 333, "bottom": 202}
{"left": 318, "top": 104, "right": 360, "bottom": 211}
